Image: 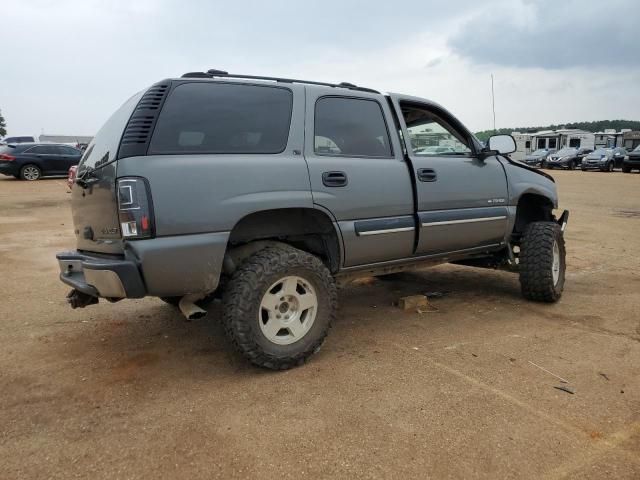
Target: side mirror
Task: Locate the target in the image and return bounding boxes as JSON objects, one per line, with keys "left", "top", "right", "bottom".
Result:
{"left": 488, "top": 134, "right": 517, "bottom": 154}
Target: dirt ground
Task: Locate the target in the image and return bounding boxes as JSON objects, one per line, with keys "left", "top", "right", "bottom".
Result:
{"left": 0, "top": 170, "right": 639, "bottom": 479}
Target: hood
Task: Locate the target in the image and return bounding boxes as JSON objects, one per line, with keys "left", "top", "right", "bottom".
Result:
{"left": 503, "top": 156, "right": 554, "bottom": 182}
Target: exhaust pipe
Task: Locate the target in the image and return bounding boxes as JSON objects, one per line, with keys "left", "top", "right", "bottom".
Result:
{"left": 178, "top": 294, "right": 207, "bottom": 320}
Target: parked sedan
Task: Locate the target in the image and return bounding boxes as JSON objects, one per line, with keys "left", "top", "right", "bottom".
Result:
{"left": 545, "top": 147, "right": 581, "bottom": 170}
{"left": 581, "top": 148, "right": 618, "bottom": 172}
{"left": 0, "top": 143, "right": 83, "bottom": 180}
{"left": 524, "top": 148, "right": 556, "bottom": 167}
{"left": 610, "top": 147, "right": 628, "bottom": 168}
{"left": 623, "top": 145, "right": 640, "bottom": 173}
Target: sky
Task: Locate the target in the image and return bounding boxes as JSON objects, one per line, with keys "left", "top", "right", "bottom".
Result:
{"left": 1, "top": 0, "right": 639, "bottom": 137}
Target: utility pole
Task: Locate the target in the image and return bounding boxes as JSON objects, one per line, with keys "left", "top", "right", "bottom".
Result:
{"left": 491, "top": 74, "right": 496, "bottom": 132}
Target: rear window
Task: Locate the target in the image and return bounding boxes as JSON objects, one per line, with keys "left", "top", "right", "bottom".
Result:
{"left": 0, "top": 145, "right": 17, "bottom": 154}
{"left": 148, "top": 83, "right": 293, "bottom": 155}
{"left": 314, "top": 97, "right": 392, "bottom": 157}
{"left": 27, "top": 145, "right": 57, "bottom": 154}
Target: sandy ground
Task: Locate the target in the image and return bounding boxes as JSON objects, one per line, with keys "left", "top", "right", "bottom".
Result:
{"left": 0, "top": 170, "right": 639, "bottom": 479}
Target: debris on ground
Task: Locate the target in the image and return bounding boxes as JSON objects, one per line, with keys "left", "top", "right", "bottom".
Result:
{"left": 398, "top": 295, "right": 429, "bottom": 311}
{"left": 424, "top": 291, "right": 448, "bottom": 298}
{"left": 554, "top": 385, "right": 575, "bottom": 395}
{"left": 599, "top": 372, "right": 610, "bottom": 381}
{"left": 528, "top": 361, "right": 569, "bottom": 384}
{"left": 416, "top": 301, "right": 439, "bottom": 314}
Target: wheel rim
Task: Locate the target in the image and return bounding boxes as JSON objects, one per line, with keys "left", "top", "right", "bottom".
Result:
{"left": 609, "top": 162, "right": 614, "bottom": 172}
{"left": 23, "top": 166, "right": 40, "bottom": 180}
{"left": 259, "top": 275, "right": 318, "bottom": 345}
{"left": 552, "top": 240, "right": 561, "bottom": 286}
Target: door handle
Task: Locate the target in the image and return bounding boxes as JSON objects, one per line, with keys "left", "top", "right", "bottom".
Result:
{"left": 417, "top": 168, "right": 437, "bottom": 182}
{"left": 322, "top": 171, "right": 348, "bottom": 187}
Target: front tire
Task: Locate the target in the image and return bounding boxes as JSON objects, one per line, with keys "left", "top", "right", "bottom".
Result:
{"left": 222, "top": 245, "right": 337, "bottom": 370}
{"left": 519, "top": 222, "right": 565, "bottom": 302}
{"left": 622, "top": 164, "right": 631, "bottom": 173}
{"left": 20, "top": 164, "right": 41, "bottom": 181}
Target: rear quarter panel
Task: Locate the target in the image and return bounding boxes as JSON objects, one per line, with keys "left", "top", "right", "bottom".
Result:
{"left": 116, "top": 84, "right": 312, "bottom": 237}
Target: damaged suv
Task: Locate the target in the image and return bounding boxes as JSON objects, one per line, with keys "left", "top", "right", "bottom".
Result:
{"left": 57, "top": 70, "right": 569, "bottom": 369}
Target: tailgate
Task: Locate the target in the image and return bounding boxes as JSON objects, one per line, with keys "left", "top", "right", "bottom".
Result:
{"left": 71, "top": 92, "right": 143, "bottom": 254}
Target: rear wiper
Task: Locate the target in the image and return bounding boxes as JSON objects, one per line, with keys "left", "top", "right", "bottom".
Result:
{"left": 76, "top": 152, "right": 116, "bottom": 188}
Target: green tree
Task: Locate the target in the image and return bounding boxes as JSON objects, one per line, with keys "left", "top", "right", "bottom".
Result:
{"left": 0, "top": 109, "right": 6, "bottom": 138}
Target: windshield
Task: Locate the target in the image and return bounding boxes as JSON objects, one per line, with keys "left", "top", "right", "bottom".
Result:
{"left": 593, "top": 148, "right": 609, "bottom": 155}
{"left": 557, "top": 148, "right": 576, "bottom": 156}
{"left": 532, "top": 149, "right": 547, "bottom": 155}
{"left": 634, "top": 145, "right": 640, "bottom": 152}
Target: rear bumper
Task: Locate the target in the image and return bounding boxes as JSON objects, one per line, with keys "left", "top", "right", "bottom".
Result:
{"left": 57, "top": 251, "right": 146, "bottom": 298}
{"left": 0, "top": 162, "right": 18, "bottom": 176}
{"left": 57, "top": 231, "right": 230, "bottom": 299}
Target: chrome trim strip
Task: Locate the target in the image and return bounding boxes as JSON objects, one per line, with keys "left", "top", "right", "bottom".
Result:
{"left": 422, "top": 216, "right": 507, "bottom": 227}
{"left": 358, "top": 226, "right": 415, "bottom": 236}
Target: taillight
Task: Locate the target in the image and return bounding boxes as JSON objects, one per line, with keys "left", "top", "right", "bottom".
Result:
{"left": 0, "top": 154, "right": 15, "bottom": 161}
{"left": 116, "top": 177, "right": 155, "bottom": 239}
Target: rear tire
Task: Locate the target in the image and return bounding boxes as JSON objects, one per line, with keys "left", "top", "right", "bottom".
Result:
{"left": 519, "top": 222, "right": 565, "bottom": 303}
{"left": 20, "top": 164, "right": 41, "bottom": 181}
{"left": 622, "top": 164, "right": 631, "bottom": 173}
{"left": 222, "top": 245, "right": 337, "bottom": 370}
{"left": 568, "top": 161, "right": 575, "bottom": 170}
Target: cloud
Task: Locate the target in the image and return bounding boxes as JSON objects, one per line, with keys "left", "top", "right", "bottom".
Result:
{"left": 448, "top": 0, "right": 640, "bottom": 69}
{"left": 1, "top": 0, "right": 639, "bottom": 136}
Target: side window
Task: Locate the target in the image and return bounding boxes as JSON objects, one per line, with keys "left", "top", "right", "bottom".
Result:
{"left": 60, "top": 146, "right": 80, "bottom": 155}
{"left": 400, "top": 104, "right": 471, "bottom": 156}
{"left": 26, "top": 146, "right": 49, "bottom": 154}
{"left": 149, "top": 83, "right": 293, "bottom": 155}
{"left": 314, "top": 97, "right": 392, "bottom": 157}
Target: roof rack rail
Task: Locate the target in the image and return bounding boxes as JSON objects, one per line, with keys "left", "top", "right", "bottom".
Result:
{"left": 180, "top": 69, "right": 379, "bottom": 94}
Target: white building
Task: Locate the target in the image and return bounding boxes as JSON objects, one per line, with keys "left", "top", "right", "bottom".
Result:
{"left": 594, "top": 129, "right": 630, "bottom": 148}
{"left": 531, "top": 129, "right": 595, "bottom": 151}
{"left": 39, "top": 134, "right": 93, "bottom": 146}
{"left": 511, "top": 132, "right": 534, "bottom": 161}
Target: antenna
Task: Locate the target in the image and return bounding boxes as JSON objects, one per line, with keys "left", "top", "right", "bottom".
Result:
{"left": 491, "top": 74, "right": 496, "bottom": 132}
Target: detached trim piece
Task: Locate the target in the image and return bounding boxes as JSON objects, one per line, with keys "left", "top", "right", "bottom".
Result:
{"left": 422, "top": 216, "right": 507, "bottom": 227}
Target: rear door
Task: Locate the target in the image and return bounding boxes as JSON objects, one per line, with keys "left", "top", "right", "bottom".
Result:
{"left": 304, "top": 87, "right": 415, "bottom": 267}
{"left": 24, "top": 145, "right": 58, "bottom": 173}
{"left": 390, "top": 96, "right": 509, "bottom": 255}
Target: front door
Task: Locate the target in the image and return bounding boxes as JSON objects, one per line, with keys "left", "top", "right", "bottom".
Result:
{"left": 390, "top": 97, "right": 509, "bottom": 255}
{"left": 304, "top": 87, "right": 415, "bottom": 267}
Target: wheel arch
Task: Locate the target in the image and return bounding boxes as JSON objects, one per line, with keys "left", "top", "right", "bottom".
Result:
{"left": 226, "top": 207, "right": 342, "bottom": 273}
{"left": 512, "top": 192, "right": 555, "bottom": 242}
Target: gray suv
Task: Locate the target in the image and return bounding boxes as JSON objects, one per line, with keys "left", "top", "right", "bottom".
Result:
{"left": 57, "top": 70, "right": 569, "bottom": 369}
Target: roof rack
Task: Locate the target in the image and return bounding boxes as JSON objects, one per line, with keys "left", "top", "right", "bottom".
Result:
{"left": 180, "top": 69, "right": 379, "bottom": 94}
